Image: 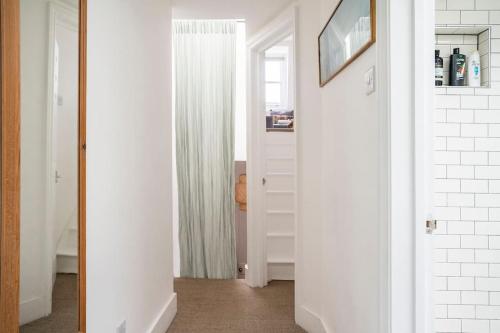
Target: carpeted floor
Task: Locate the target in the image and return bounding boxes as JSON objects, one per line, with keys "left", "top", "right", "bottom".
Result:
{"left": 19, "top": 276, "right": 305, "bottom": 333}
{"left": 167, "top": 278, "right": 306, "bottom": 333}
{"left": 20, "top": 274, "right": 77, "bottom": 333}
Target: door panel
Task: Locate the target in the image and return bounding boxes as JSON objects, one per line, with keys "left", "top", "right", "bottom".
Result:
{"left": 263, "top": 132, "right": 295, "bottom": 281}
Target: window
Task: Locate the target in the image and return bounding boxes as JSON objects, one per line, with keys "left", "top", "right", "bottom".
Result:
{"left": 264, "top": 39, "right": 294, "bottom": 132}
{"left": 265, "top": 57, "right": 287, "bottom": 111}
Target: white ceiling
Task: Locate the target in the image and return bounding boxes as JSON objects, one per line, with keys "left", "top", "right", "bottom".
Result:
{"left": 171, "top": 0, "right": 294, "bottom": 37}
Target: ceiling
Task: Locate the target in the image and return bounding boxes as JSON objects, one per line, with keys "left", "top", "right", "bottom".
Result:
{"left": 171, "top": 0, "right": 294, "bottom": 37}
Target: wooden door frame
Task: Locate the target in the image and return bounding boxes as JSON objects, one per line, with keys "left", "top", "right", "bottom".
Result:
{"left": 78, "top": 0, "right": 87, "bottom": 331}
{"left": 0, "top": 1, "right": 21, "bottom": 332}
{"left": 0, "top": 0, "right": 87, "bottom": 332}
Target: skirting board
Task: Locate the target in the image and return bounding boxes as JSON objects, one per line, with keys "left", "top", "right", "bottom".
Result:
{"left": 296, "top": 305, "right": 328, "bottom": 333}
{"left": 148, "top": 292, "right": 177, "bottom": 333}
{"left": 20, "top": 296, "right": 48, "bottom": 326}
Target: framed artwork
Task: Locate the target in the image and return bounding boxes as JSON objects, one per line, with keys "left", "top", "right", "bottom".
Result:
{"left": 318, "top": 0, "right": 376, "bottom": 87}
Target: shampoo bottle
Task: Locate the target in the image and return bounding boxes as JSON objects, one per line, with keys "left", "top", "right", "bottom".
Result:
{"left": 450, "top": 48, "right": 466, "bottom": 86}
{"left": 435, "top": 50, "right": 444, "bottom": 86}
{"left": 468, "top": 50, "right": 481, "bottom": 87}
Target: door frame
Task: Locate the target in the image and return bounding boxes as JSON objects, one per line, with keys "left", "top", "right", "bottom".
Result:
{"left": 0, "top": 0, "right": 87, "bottom": 331}
{"left": 413, "top": 0, "right": 435, "bottom": 332}
{"left": 381, "top": 0, "right": 436, "bottom": 332}
{"left": 0, "top": 1, "right": 21, "bottom": 332}
{"left": 77, "top": 0, "right": 87, "bottom": 331}
{"left": 246, "top": 5, "right": 297, "bottom": 288}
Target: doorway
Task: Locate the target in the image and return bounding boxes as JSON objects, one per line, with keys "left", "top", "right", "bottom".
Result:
{"left": 171, "top": 19, "right": 248, "bottom": 280}
{"left": 0, "top": 0, "right": 87, "bottom": 331}
{"left": 247, "top": 7, "right": 297, "bottom": 288}
{"left": 171, "top": 10, "right": 297, "bottom": 286}
{"left": 168, "top": 17, "right": 302, "bottom": 329}
{"left": 20, "top": 1, "right": 79, "bottom": 329}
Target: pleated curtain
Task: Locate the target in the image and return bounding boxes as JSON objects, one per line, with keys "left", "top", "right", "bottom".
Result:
{"left": 174, "top": 20, "right": 237, "bottom": 279}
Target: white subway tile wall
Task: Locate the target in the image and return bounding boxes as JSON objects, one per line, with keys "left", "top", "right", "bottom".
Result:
{"left": 435, "top": 2, "right": 500, "bottom": 332}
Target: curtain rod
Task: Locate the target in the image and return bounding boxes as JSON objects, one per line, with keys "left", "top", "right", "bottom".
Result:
{"left": 173, "top": 19, "right": 246, "bottom": 23}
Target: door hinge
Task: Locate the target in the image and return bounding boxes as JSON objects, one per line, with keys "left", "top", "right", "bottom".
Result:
{"left": 426, "top": 220, "right": 437, "bottom": 234}
{"left": 262, "top": 177, "right": 266, "bottom": 186}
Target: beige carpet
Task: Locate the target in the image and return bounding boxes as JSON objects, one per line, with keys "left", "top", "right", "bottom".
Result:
{"left": 167, "top": 278, "right": 306, "bottom": 333}
{"left": 20, "top": 274, "right": 77, "bottom": 333}
{"left": 19, "top": 276, "right": 305, "bottom": 333}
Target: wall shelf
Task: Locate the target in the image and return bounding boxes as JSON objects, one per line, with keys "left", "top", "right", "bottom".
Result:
{"left": 435, "top": 25, "right": 491, "bottom": 89}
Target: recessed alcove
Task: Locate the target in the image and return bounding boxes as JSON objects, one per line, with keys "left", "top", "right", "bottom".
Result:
{"left": 435, "top": 25, "right": 491, "bottom": 88}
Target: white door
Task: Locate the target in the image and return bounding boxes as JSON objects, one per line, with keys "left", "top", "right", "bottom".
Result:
{"left": 263, "top": 132, "right": 296, "bottom": 281}
{"left": 262, "top": 37, "right": 296, "bottom": 282}
{"left": 52, "top": 25, "right": 79, "bottom": 256}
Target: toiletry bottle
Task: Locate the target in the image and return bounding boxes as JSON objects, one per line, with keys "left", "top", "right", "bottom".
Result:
{"left": 435, "top": 50, "right": 444, "bottom": 86}
{"left": 450, "top": 48, "right": 466, "bottom": 86}
{"left": 468, "top": 50, "right": 481, "bottom": 87}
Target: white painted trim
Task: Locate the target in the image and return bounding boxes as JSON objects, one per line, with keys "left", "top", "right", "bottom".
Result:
{"left": 376, "top": 0, "right": 390, "bottom": 331}
{"left": 43, "top": 0, "right": 78, "bottom": 316}
{"left": 388, "top": 0, "right": 416, "bottom": 326}
{"left": 414, "top": 1, "right": 435, "bottom": 333}
{"left": 383, "top": 0, "right": 435, "bottom": 332}
{"left": 19, "top": 297, "right": 46, "bottom": 326}
{"left": 246, "top": 4, "right": 298, "bottom": 288}
{"left": 295, "top": 305, "right": 328, "bottom": 333}
{"left": 148, "top": 293, "right": 178, "bottom": 333}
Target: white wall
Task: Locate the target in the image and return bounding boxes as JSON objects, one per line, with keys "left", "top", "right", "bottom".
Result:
{"left": 87, "top": 0, "right": 176, "bottom": 332}
{"left": 318, "top": 2, "right": 380, "bottom": 332}
{"left": 294, "top": 0, "right": 324, "bottom": 324}
{"left": 295, "top": 0, "right": 384, "bottom": 332}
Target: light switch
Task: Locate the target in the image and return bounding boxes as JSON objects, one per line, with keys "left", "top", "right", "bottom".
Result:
{"left": 365, "top": 66, "right": 375, "bottom": 95}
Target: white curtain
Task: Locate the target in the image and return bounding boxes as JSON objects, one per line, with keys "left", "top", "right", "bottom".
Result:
{"left": 174, "top": 20, "right": 237, "bottom": 279}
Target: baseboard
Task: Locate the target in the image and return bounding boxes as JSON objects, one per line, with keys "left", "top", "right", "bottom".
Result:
{"left": 148, "top": 293, "right": 177, "bottom": 333}
{"left": 19, "top": 296, "right": 47, "bottom": 326}
{"left": 296, "top": 305, "right": 328, "bottom": 333}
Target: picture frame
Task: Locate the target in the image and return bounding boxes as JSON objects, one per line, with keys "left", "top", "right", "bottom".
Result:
{"left": 318, "top": 0, "right": 376, "bottom": 87}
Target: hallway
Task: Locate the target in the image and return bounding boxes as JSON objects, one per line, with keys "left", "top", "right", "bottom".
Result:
{"left": 20, "top": 274, "right": 77, "bottom": 333}
{"left": 167, "top": 279, "right": 305, "bottom": 333}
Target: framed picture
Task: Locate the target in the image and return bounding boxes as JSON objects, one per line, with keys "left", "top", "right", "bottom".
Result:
{"left": 318, "top": 0, "right": 376, "bottom": 87}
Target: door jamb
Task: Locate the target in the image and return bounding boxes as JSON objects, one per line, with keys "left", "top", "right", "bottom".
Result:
{"left": 413, "top": 0, "right": 435, "bottom": 332}
{"left": 0, "top": 1, "right": 21, "bottom": 332}
{"left": 78, "top": 0, "right": 87, "bottom": 331}
{"left": 246, "top": 5, "right": 297, "bottom": 288}
{"left": 382, "top": 0, "right": 435, "bottom": 332}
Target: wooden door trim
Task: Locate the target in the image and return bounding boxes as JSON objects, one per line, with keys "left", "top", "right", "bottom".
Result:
{"left": 0, "top": 0, "right": 86, "bottom": 332}
{"left": 0, "top": 0, "right": 21, "bottom": 332}
{"left": 78, "top": 0, "right": 87, "bottom": 332}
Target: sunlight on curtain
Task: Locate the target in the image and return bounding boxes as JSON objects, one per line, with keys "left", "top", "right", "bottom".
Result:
{"left": 174, "top": 20, "right": 237, "bottom": 279}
